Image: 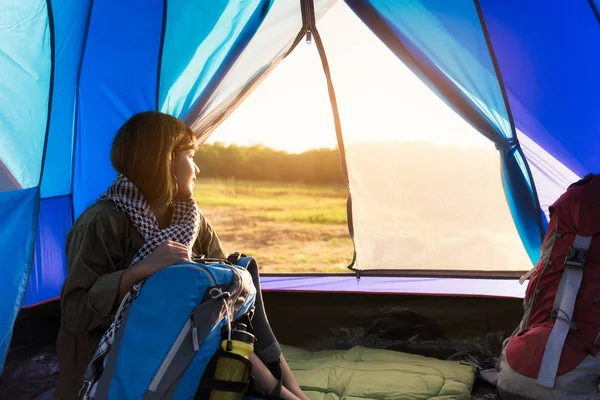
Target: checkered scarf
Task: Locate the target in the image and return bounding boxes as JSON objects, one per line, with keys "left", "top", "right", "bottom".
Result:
{"left": 80, "top": 173, "right": 201, "bottom": 398}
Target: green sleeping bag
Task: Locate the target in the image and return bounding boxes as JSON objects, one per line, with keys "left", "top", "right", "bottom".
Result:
{"left": 281, "top": 345, "right": 477, "bottom": 400}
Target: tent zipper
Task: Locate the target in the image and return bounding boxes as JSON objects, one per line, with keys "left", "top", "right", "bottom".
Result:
{"left": 298, "top": 0, "right": 357, "bottom": 271}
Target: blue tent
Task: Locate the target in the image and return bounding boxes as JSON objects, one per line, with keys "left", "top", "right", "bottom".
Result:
{"left": 1, "top": 0, "right": 598, "bottom": 371}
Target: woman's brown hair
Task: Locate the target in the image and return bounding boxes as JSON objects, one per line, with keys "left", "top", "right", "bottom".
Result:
{"left": 111, "top": 111, "right": 196, "bottom": 205}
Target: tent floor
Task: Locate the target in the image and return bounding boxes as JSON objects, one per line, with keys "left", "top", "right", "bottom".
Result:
{"left": 0, "top": 291, "right": 524, "bottom": 399}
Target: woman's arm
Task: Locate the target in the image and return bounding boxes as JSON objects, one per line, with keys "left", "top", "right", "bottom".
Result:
{"left": 249, "top": 353, "right": 307, "bottom": 400}
{"left": 119, "top": 265, "right": 145, "bottom": 299}
{"left": 280, "top": 354, "right": 310, "bottom": 400}
{"left": 194, "top": 214, "right": 227, "bottom": 259}
{"left": 61, "top": 218, "right": 129, "bottom": 336}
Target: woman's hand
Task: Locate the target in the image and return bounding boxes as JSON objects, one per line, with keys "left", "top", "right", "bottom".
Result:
{"left": 132, "top": 240, "right": 191, "bottom": 277}
{"left": 119, "top": 240, "right": 191, "bottom": 298}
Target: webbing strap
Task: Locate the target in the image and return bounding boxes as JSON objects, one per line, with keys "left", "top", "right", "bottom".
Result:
{"left": 519, "top": 266, "right": 536, "bottom": 285}
{"left": 537, "top": 235, "right": 592, "bottom": 388}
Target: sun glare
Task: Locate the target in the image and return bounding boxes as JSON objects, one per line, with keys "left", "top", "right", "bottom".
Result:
{"left": 208, "top": 1, "right": 493, "bottom": 154}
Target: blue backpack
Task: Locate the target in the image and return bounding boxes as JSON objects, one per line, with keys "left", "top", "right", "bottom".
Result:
{"left": 94, "top": 257, "right": 257, "bottom": 399}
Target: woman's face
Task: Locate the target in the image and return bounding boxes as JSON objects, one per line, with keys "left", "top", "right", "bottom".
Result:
{"left": 171, "top": 148, "right": 200, "bottom": 200}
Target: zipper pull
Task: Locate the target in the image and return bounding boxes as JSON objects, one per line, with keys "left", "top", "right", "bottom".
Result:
{"left": 191, "top": 318, "right": 199, "bottom": 351}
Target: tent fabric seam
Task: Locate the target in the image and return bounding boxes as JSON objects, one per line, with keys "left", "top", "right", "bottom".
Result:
{"left": 21, "top": 1, "right": 56, "bottom": 320}
{"left": 20, "top": 295, "right": 60, "bottom": 310}
{"left": 69, "top": 0, "right": 95, "bottom": 223}
{"left": 36, "top": 193, "right": 72, "bottom": 201}
{"left": 473, "top": 0, "right": 517, "bottom": 141}
{"left": 155, "top": 0, "right": 168, "bottom": 111}
{"left": 588, "top": 0, "right": 600, "bottom": 26}
{"left": 345, "top": 0, "right": 504, "bottom": 145}
{"left": 180, "top": 0, "right": 273, "bottom": 123}
{"left": 260, "top": 289, "right": 520, "bottom": 300}
{"left": 188, "top": 3, "right": 308, "bottom": 141}
{"left": 38, "top": 0, "right": 56, "bottom": 186}
{"left": 473, "top": 0, "right": 545, "bottom": 244}
{"left": 347, "top": 269, "right": 525, "bottom": 279}
{"left": 300, "top": 0, "right": 357, "bottom": 269}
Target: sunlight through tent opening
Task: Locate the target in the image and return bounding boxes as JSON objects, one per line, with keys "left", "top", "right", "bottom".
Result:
{"left": 205, "top": 1, "right": 532, "bottom": 273}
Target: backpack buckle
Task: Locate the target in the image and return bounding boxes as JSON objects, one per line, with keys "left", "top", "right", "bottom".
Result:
{"left": 79, "top": 379, "right": 91, "bottom": 397}
{"left": 227, "top": 252, "right": 247, "bottom": 264}
{"left": 565, "top": 246, "right": 588, "bottom": 270}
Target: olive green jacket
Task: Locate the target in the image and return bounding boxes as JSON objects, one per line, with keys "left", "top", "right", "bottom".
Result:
{"left": 54, "top": 200, "right": 226, "bottom": 399}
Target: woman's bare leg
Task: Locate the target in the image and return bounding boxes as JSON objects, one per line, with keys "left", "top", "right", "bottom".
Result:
{"left": 249, "top": 353, "right": 307, "bottom": 400}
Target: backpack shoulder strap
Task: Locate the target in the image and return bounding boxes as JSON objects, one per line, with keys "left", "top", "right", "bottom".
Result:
{"left": 537, "top": 234, "right": 593, "bottom": 388}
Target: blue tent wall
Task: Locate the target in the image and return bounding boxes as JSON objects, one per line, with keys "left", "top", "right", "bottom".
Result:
{"left": 159, "top": 0, "right": 271, "bottom": 118}
{"left": 73, "top": 0, "right": 166, "bottom": 218}
{"left": 0, "top": 1, "right": 51, "bottom": 192}
{"left": 0, "top": 188, "right": 40, "bottom": 371}
{"left": 21, "top": 0, "right": 95, "bottom": 312}
{"left": 0, "top": 0, "right": 52, "bottom": 370}
{"left": 40, "top": 0, "right": 93, "bottom": 199}
{"left": 478, "top": 0, "right": 600, "bottom": 177}
{"left": 23, "top": 196, "right": 72, "bottom": 308}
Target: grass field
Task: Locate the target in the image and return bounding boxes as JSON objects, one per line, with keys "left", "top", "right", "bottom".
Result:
{"left": 194, "top": 179, "right": 355, "bottom": 273}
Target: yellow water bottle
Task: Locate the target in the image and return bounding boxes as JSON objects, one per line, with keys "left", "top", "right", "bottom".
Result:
{"left": 209, "top": 323, "right": 255, "bottom": 400}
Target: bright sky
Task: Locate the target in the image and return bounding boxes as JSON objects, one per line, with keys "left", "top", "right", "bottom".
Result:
{"left": 208, "top": 1, "right": 493, "bottom": 154}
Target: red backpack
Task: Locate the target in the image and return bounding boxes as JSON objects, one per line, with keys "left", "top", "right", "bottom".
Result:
{"left": 504, "top": 173, "right": 600, "bottom": 388}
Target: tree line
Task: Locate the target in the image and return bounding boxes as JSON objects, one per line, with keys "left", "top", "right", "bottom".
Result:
{"left": 195, "top": 142, "right": 345, "bottom": 185}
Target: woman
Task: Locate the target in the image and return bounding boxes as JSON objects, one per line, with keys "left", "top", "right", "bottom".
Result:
{"left": 55, "top": 111, "right": 308, "bottom": 400}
